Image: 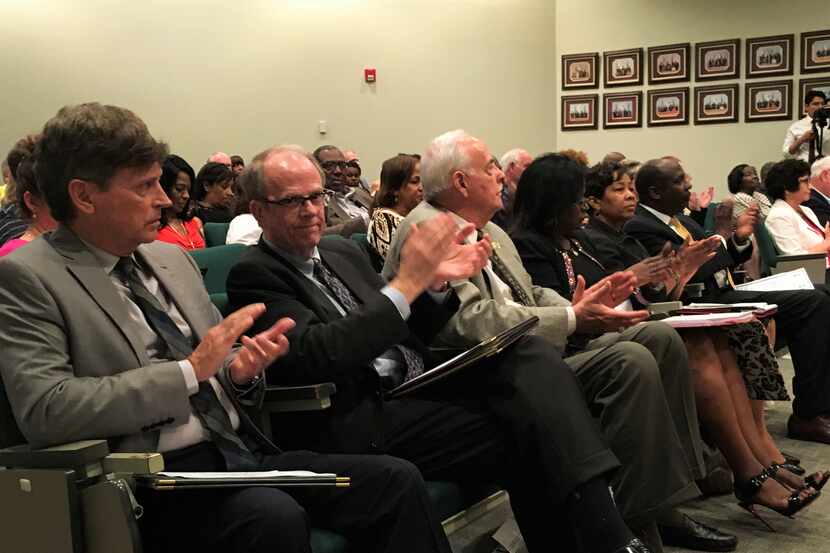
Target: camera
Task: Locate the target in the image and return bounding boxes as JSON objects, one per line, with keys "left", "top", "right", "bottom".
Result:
{"left": 813, "top": 106, "right": 830, "bottom": 128}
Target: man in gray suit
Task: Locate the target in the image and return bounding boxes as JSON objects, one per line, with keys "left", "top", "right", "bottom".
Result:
{"left": 383, "top": 130, "right": 737, "bottom": 552}
{"left": 0, "top": 103, "right": 454, "bottom": 553}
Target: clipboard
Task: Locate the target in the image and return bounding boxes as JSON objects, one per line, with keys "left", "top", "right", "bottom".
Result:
{"left": 385, "top": 316, "right": 539, "bottom": 399}
{"left": 135, "top": 471, "right": 350, "bottom": 491}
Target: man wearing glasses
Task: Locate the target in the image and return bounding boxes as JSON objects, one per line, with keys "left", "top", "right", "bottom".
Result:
{"left": 313, "top": 145, "right": 371, "bottom": 237}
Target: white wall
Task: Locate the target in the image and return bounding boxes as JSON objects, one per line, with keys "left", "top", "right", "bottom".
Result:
{"left": 555, "top": 0, "right": 826, "bottom": 197}
{"left": 0, "top": 0, "right": 556, "bottom": 180}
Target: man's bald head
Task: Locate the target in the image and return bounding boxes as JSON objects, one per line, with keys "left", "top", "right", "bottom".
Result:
{"left": 602, "top": 151, "right": 626, "bottom": 164}
{"left": 208, "top": 151, "right": 232, "bottom": 167}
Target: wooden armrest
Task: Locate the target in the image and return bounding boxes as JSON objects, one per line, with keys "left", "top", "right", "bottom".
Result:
{"left": 263, "top": 383, "right": 337, "bottom": 413}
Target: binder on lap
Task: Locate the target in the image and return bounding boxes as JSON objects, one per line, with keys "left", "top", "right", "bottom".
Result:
{"left": 135, "top": 470, "right": 350, "bottom": 491}
{"left": 385, "top": 316, "right": 540, "bottom": 399}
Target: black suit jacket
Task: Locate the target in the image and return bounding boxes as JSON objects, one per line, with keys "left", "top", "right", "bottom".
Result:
{"left": 226, "top": 236, "right": 458, "bottom": 453}
{"left": 624, "top": 205, "right": 752, "bottom": 293}
{"left": 804, "top": 189, "right": 830, "bottom": 227}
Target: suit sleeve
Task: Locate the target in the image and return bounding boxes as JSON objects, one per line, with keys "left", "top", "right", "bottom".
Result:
{"left": 513, "top": 235, "right": 570, "bottom": 297}
{"left": 0, "top": 259, "right": 191, "bottom": 448}
{"left": 624, "top": 219, "right": 673, "bottom": 256}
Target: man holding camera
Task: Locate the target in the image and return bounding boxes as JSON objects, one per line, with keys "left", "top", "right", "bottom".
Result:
{"left": 783, "top": 90, "right": 829, "bottom": 162}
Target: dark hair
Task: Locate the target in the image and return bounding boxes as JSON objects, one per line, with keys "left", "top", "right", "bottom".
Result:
{"left": 345, "top": 159, "right": 362, "bottom": 176}
{"left": 14, "top": 155, "right": 41, "bottom": 221}
{"left": 193, "top": 162, "right": 234, "bottom": 202}
{"left": 312, "top": 145, "right": 340, "bottom": 162}
{"left": 633, "top": 160, "right": 670, "bottom": 200}
{"left": 805, "top": 90, "right": 827, "bottom": 106}
{"left": 230, "top": 155, "right": 245, "bottom": 167}
{"left": 34, "top": 103, "right": 168, "bottom": 223}
{"left": 726, "top": 164, "right": 750, "bottom": 194}
{"left": 6, "top": 135, "right": 39, "bottom": 181}
{"left": 512, "top": 153, "right": 585, "bottom": 236}
{"left": 159, "top": 155, "right": 196, "bottom": 225}
{"left": 765, "top": 159, "right": 810, "bottom": 201}
{"left": 584, "top": 161, "right": 624, "bottom": 199}
{"left": 371, "top": 154, "right": 419, "bottom": 214}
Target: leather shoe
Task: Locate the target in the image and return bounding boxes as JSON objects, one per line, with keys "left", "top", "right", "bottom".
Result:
{"left": 658, "top": 514, "right": 737, "bottom": 552}
{"left": 612, "top": 538, "right": 652, "bottom": 553}
{"left": 696, "top": 466, "right": 734, "bottom": 497}
{"left": 787, "top": 414, "right": 830, "bottom": 445}
{"left": 781, "top": 450, "right": 801, "bottom": 465}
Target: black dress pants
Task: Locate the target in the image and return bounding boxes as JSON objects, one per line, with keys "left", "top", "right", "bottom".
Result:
{"left": 707, "top": 286, "right": 830, "bottom": 418}
{"left": 137, "top": 443, "right": 450, "bottom": 553}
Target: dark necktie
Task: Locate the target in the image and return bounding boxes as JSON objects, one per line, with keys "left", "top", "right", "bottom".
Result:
{"left": 312, "top": 258, "right": 425, "bottom": 382}
{"left": 115, "top": 257, "right": 258, "bottom": 470}
{"left": 477, "top": 230, "right": 533, "bottom": 306}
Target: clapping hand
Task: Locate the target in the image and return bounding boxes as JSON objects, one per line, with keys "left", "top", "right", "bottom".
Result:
{"left": 628, "top": 253, "right": 673, "bottom": 286}
{"left": 432, "top": 225, "right": 492, "bottom": 290}
{"left": 674, "top": 236, "right": 720, "bottom": 278}
{"left": 572, "top": 272, "right": 649, "bottom": 334}
{"left": 735, "top": 203, "right": 759, "bottom": 241}
{"left": 713, "top": 200, "right": 735, "bottom": 239}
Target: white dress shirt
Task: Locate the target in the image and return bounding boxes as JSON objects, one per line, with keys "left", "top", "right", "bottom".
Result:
{"left": 783, "top": 116, "right": 830, "bottom": 161}
{"left": 765, "top": 199, "right": 828, "bottom": 266}
{"left": 226, "top": 213, "right": 262, "bottom": 246}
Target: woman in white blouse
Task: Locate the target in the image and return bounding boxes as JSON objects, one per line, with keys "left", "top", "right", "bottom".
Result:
{"left": 728, "top": 164, "right": 772, "bottom": 220}
{"left": 764, "top": 159, "right": 830, "bottom": 278}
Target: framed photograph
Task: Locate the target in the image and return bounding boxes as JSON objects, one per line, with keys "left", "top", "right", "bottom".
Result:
{"left": 603, "top": 91, "right": 642, "bottom": 129}
{"left": 562, "top": 52, "right": 599, "bottom": 90}
{"left": 745, "top": 80, "right": 792, "bottom": 123}
{"left": 800, "top": 30, "right": 830, "bottom": 73}
{"left": 695, "top": 39, "right": 740, "bottom": 81}
{"left": 746, "top": 34, "right": 794, "bottom": 79}
{"left": 694, "top": 84, "right": 739, "bottom": 125}
{"left": 798, "top": 77, "right": 830, "bottom": 116}
{"left": 561, "top": 94, "right": 599, "bottom": 131}
{"left": 648, "top": 43, "right": 690, "bottom": 85}
{"left": 603, "top": 48, "right": 643, "bottom": 88}
{"left": 647, "top": 87, "right": 689, "bottom": 126}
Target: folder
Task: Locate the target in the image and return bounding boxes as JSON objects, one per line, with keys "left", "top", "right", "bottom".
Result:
{"left": 656, "top": 311, "right": 756, "bottom": 328}
{"left": 385, "top": 316, "right": 540, "bottom": 399}
{"left": 135, "top": 470, "right": 350, "bottom": 491}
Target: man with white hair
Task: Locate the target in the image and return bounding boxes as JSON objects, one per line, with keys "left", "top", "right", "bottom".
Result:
{"left": 384, "top": 130, "right": 738, "bottom": 553}
{"left": 207, "top": 151, "right": 232, "bottom": 167}
{"left": 805, "top": 157, "right": 830, "bottom": 226}
{"left": 493, "top": 148, "right": 533, "bottom": 230}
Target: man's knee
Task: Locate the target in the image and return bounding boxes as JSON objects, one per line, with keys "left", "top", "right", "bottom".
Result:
{"left": 224, "top": 488, "right": 310, "bottom": 552}
{"left": 605, "top": 342, "right": 662, "bottom": 389}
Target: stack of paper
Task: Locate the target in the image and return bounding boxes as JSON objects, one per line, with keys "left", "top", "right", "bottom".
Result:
{"left": 659, "top": 311, "right": 755, "bottom": 328}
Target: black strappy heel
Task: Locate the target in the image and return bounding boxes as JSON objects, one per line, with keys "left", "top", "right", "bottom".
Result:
{"left": 734, "top": 467, "right": 821, "bottom": 531}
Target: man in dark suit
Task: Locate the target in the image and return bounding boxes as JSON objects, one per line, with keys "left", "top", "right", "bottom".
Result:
{"left": 625, "top": 157, "right": 830, "bottom": 445}
{"left": 804, "top": 157, "right": 830, "bottom": 226}
{"left": 227, "top": 145, "right": 652, "bottom": 553}
{"left": 0, "top": 103, "right": 454, "bottom": 553}
{"left": 313, "top": 145, "right": 371, "bottom": 237}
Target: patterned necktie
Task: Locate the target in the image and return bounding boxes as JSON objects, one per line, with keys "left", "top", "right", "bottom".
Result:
{"left": 312, "top": 258, "right": 425, "bottom": 382}
{"left": 115, "top": 257, "right": 258, "bottom": 470}
{"left": 476, "top": 229, "right": 533, "bottom": 306}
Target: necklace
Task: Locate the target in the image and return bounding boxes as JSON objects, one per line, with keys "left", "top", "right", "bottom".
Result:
{"left": 168, "top": 219, "right": 195, "bottom": 249}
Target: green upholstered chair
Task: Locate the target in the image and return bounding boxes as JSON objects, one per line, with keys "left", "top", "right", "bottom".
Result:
{"left": 188, "top": 244, "right": 247, "bottom": 316}
{"left": 754, "top": 222, "right": 826, "bottom": 283}
{"left": 703, "top": 202, "right": 719, "bottom": 233}
{"left": 203, "top": 222, "right": 230, "bottom": 247}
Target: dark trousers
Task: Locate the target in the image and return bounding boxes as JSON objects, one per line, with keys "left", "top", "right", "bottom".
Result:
{"left": 708, "top": 286, "right": 830, "bottom": 418}
{"left": 137, "top": 444, "right": 450, "bottom": 553}
{"left": 372, "top": 335, "right": 619, "bottom": 553}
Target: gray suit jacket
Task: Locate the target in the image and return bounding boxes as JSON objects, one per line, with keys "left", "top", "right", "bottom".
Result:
{"left": 382, "top": 202, "right": 573, "bottom": 351}
{"left": 0, "top": 226, "right": 262, "bottom": 452}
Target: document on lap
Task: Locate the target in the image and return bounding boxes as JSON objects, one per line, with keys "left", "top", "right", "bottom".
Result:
{"left": 657, "top": 311, "right": 756, "bottom": 328}
{"left": 733, "top": 268, "right": 814, "bottom": 292}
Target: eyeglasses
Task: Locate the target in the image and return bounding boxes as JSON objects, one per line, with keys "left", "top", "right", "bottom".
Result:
{"left": 259, "top": 190, "right": 332, "bottom": 208}
{"left": 320, "top": 160, "right": 348, "bottom": 171}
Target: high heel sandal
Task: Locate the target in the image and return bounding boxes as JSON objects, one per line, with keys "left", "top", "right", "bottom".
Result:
{"left": 770, "top": 462, "right": 830, "bottom": 491}
{"left": 734, "top": 467, "right": 821, "bottom": 531}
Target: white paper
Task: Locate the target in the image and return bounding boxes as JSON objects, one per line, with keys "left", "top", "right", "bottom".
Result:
{"left": 159, "top": 470, "right": 335, "bottom": 479}
{"left": 734, "top": 268, "right": 814, "bottom": 292}
{"left": 661, "top": 311, "right": 755, "bottom": 328}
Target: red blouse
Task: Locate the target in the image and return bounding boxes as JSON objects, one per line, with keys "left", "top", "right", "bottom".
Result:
{"left": 156, "top": 218, "right": 206, "bottom": 251}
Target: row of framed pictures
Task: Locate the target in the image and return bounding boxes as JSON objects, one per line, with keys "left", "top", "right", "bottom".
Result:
{"left": 562, "top": 30, "right": 830, "bottom": 90}
{"left": 561, "top": 76, "right": 830, "bottom": 131}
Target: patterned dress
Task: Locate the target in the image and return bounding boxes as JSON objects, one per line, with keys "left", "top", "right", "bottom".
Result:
{"left": 367, "top": 208, "right": 404, "bottom": 261}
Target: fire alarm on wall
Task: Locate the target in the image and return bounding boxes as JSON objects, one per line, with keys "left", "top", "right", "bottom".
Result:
{"left": 364, "top": 67, "right": 377, "bottom": 83}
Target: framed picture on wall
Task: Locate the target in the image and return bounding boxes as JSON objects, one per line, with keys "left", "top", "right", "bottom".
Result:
{"left": 603, "top": 91, "right": 642, "bottom": 128}
{"left": 648, "top": 43, "right": 690, "bottom": 85}
{"left": 603, "top": 48, "right": 643, "bottom": 87}
{"left": 695, "top": 39, "right": 740, "bottom": 81}
{"left": 745, "top": 80, "right": 792, "bottom": 123}
{"left": 800, "top": 30, "right": 830, "bottom": 73}
{"left": 798, "top": 77, "right": 830, "bottom": 116}
{"left": 562, "top": 53, "right": 600, "bottom": 90}
{"left": 694, "top": 84, "right": 739, "bottom": 125}
{"left": 746, "top": 34, "right": 794, "bottom": 78}
{"left": 561, "top": 94, "right": 599, "bottom": 131}
{"left": 647, "top": 87, "right": 689, "bottom": 126}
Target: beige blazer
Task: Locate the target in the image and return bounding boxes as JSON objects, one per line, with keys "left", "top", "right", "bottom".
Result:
{"left": 382, "top": 201, "right": 573, "bottom": 351}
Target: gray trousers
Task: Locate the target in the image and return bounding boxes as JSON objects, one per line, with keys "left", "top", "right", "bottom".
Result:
{"left": 565, "top": 321, "right": 704, "bottom": 527}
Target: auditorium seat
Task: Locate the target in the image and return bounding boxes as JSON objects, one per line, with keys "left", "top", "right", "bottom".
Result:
{"left": 203, "top": 222, "right": 230, "bottom": 247}
{"left": 189, "top": 244, "right": 247, "bottom": 315}
{"left": 754, "top": 222, "right": 826, "bottom": 283}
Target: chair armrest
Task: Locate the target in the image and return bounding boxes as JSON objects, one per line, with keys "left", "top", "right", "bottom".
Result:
{"left": 0, "top": 439, "right": 109, "bottom": 470}
{"left": 776, "top": 252, "right": 826, "bottom": 262}
{"left": 774, "top": 252, "right": 826, "bottom": 284}
{"left": 263, "top": 383, "right": 337, "bottom": 413}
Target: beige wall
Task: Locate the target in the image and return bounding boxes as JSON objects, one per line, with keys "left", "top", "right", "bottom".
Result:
{"left": 0, "top": 0, "right": 556, "bottom": 180}
{"left": 556, "top": 0, "right": 824, "bottom": 197}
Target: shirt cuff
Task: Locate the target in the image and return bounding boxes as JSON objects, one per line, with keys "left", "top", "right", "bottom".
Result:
{"left": 179, "top": 360, "right": 199, "bottom": 395}
{"left": 732, "top": 235, "right": 751, "bottom": 251}
{"left": 382, "top": 285, "right": 411, "bottom": 320}
{"left": 566, "top": 306, "right": 576, "bottom": 335}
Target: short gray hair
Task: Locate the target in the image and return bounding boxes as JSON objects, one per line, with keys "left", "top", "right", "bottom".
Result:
{"left": 238, "top": 145, "right": 324, "bottom": 201}
{"left": 421, "top": 129, "right": 473, "bottom": 200}
{"left": 499, "top": 148, "right": 528, "bottom": 171}
{"left": 811, "top": 156, "right": 830, "bottom": 180}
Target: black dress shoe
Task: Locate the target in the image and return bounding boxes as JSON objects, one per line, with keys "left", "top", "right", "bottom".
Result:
{"left": 612, "top": 538, "right": 652, "bottom": 553}
{"left": 658, "top": 514, "right": 737, "bottom": 552}
{"left": 788, "top": 414, "right": 830, "bottom": 445}
{"left": 781, "top": 450, "right": 801, "bottom": 466}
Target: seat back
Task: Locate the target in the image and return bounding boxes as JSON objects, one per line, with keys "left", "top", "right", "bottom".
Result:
{"left": 703, "top": 202, "right": 719, "bottom": 233}
{"left": 350, "top": 232, "right": 385, "bottom": 273}
{"left": 189, "top": 244, "right": 247, "bottom": 295}
{"left": 753, "top": 223, "right": 780, "bottom": 268}
{"left": 203, "top": 222, "right": 230, "bottom": 247}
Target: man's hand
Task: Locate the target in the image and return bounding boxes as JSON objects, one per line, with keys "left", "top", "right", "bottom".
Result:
{"left": 734, "top": 203, "right": 759, "bottom": 241}
{"left": 799, "top": 128, "right": 816, "bottom": 145}
{"left": 572, "top": 273, "right": 649, "bottom": 334}
{"left": 712, "top": 200, "right": 735, "bottom": 239}
{"left": 697, "top": 186, "right": 715, "bottom": 209}
{"left": 674, "top": 236, "right": 720, "bottom": 278}
{"left": 228, "top": 317, "right": 295, "bottom": 385}
{"left": 628, "top": 254, "right": 673, "bottom": 286}
{"left": 431, "top": 226, "right": 492, "bottom": 290}
{"left": 393, "top": 214, "right": 462, "bottom": 302}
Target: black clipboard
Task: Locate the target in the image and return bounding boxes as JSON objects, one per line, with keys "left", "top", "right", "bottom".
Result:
{"left": 385, "top": 316, "right": 539, "bottom": 399}
{"left": 134, "top": 473, "right": 350, "bottom": 491}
